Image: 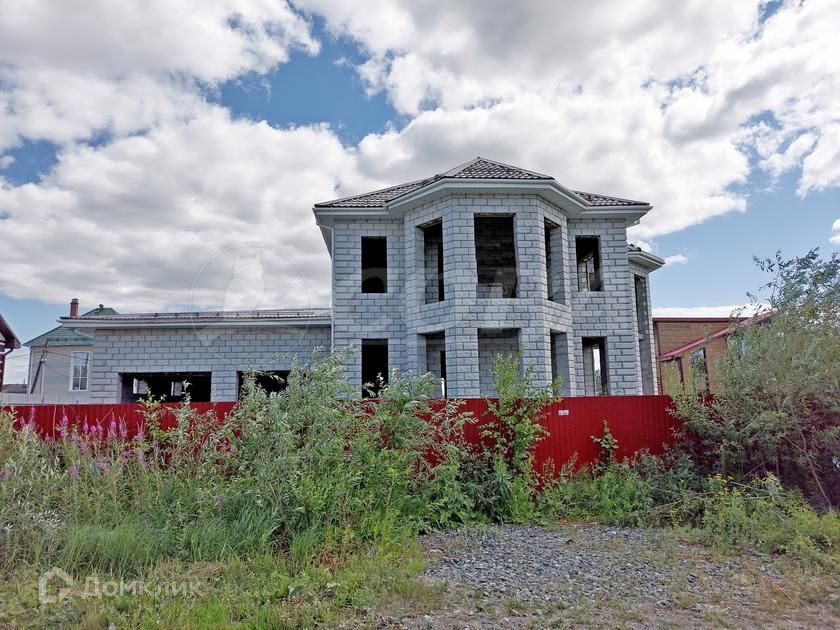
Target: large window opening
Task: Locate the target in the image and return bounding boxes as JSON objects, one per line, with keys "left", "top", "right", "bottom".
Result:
{"left": 634, "top": 274, "right": 655, "bottom": 394}
{"left": 120, "top": 372, "right": 211, "bottom": 403}
{"left": 545, "top": 220, "right": 564, "bottom": 303}
{"left": 478, "top": 328, "right": 520, "bottom": 395}
{"left": 576, "top": 236, "right": 602, "bottom": 291}
{"left": 582, "top": 337, "right": 608, "bottom": 395}
{"left": 361, "top": 339, "right": 389, "bottom": 398}
{"left": 475, "top": 215, "right": 517, "bottom": 298}
{"left": 237, "top": 370, "right": 290, "bottom": 398}
{"left": 361, "top": 236, "right": 387, "bottom": 293}
{"left": 422, "top": 331, "right": 446, "bottom": 397}
{"left": 421, "top": 221, "right": 444, "bottom": 303}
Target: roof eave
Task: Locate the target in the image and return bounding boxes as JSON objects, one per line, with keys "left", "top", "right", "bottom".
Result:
{"left": 628, "top": 249, "right": 666, "bottom": 271}
{"left": 63, "top": 317, "right": 333, "bottom": 329}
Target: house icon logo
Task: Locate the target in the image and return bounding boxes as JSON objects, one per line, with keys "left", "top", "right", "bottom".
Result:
{"left": 38, "top": 567, "right": 74, "bottom": 604}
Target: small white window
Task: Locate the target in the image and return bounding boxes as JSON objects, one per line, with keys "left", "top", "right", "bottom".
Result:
{"left": 132, "top": 378, "right": 148, "bottom": 395}
{"left": 171, "top": 381, "right": 185, "bottom": 397}
{"left": 70, "top": 351, "right": 89, "bottom": 391}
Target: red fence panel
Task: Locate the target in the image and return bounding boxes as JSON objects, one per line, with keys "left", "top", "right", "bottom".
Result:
{"left": 2, "top": 396, "right": 678, "bottom": 472}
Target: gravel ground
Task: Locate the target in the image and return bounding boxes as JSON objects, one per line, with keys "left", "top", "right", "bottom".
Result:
{"left": 371, "top": 524, "right": 838, "bottom": 629}
{"left": 420, "top": 524, "right": 780, "bottom": 606}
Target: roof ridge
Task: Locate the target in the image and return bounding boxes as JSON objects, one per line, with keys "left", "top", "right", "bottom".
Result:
{"left": 446, "top": 156, "right": 553, "bottom": 179}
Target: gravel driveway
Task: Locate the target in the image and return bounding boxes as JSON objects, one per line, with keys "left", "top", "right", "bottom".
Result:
{"left": 378, "top": 524, "right": 838, "bottom": 628}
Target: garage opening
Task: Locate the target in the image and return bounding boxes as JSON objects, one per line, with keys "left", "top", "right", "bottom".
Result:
{"left": 421, "top": 221, "right": 444, "bottom": 303}
{"left": 581, "top": 337, "right": 608, "bottom": 395}
{"left": 361, "top": 338, "right": 388, "bottom": 398}
{"left": 475, "top": 215, "right": 517, "bottom": 298}
{"left": 361, "top": 236, "right": 387, "bottom": 293}
{"left": 120, "top": 372, "right": 211, "bottom": 403}
{"left": 237, "top": 370, "right": 290, "bottom": 398}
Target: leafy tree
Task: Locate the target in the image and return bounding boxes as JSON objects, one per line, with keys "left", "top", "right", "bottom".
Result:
{"left": 673, "top": 250, "right": 840, "bottom": 507}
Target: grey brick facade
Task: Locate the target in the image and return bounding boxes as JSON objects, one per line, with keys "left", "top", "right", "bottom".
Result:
{"left": 60, "top": 157, "right": 663, "bottom": 402}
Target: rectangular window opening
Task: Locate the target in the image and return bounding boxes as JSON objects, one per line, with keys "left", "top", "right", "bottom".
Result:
{"left": 690, "top": 348, "right": 709, "bottom": 394}
{"left": 361, "top": 236, "right": 387, "bottom": 293}
{"left": 421, "top": 221, "right": 444, "bottom": 303}
{"left": 475, "top": 215, "right": 518, "bottom": 298}
{"left": 576, "top": 236, "right": 602, "bottom": 291}
{"left": 545, "top": 220, "right": 564, "bottom": 302}
{"left": 582, "top": 337, "right": 608, "bottom": 395}
{"left": 550, "top": 332, "right": 571, "bottom": 396}
{"left": 70, "top": 350, "right": 89, "bottom": 391}
{"left": 120, "top": 372, "right": 211, "bottom": 403}
{"left": 634, "top": 274, "right": 655, "bottom": 394}
{"left": 237, "top": 370, "right": 290, "bottom": 398}
{"left": 361, "top": 339, "right": 388, "bottom": 398}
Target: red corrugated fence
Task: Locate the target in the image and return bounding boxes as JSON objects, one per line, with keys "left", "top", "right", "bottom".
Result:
{"left": 2, "top": 395, "right": 678, "bottom": 471}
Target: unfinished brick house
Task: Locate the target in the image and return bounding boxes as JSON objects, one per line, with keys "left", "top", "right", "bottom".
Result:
{"left": 58, "top": 157, "right": 663, "bottom": 402}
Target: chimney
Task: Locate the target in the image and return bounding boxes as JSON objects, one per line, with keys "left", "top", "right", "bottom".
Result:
{"left": 70, "top": 298, "right": 79, "bottom": 318}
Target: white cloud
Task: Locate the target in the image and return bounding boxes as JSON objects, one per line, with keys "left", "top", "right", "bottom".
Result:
{"left": 0, "top": 155, "right": 13, "bottom": 169}
{"left": 2, "top": 1, "right": 840, "bottom": 316}
{"left": 0, "top": 108, "right": 361, "bottom": 311}
{"left": 831, "top": 219, "right": 840, "bottom": 246}
{"left": 0, "top": 1, "right": 318, "bottom": 150}
{"left": 663, "top": 254, "right": 688, "bottom": 266}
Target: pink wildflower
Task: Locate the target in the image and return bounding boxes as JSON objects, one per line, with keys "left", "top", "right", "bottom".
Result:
{"left": 95, "top": 460, "right": 108, "bottom": 472}
{"left": 60, "top": 415, "right": 69, "bottom": 427}
{"left": 82, "top": 422, "right": 89, "bottom": 434}
{"left": 69, "top": 464, "right": 79, "bottom": 481}
{"left": 1, "top": 470, "right": 11, "bottom": 481}
{"left": 79, "top": 440, "right": 88, "bottom": 454}
{"left": 109, "top": 420, "right": 117, "bottom": 436}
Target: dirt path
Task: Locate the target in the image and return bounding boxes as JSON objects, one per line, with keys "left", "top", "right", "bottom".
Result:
{"left": 372, "top": 524, "right": 840, "bottom": 629}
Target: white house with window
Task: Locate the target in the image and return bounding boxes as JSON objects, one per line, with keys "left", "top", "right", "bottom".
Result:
{"left": 20, "top": 302, "right": 117, "bottom": 403}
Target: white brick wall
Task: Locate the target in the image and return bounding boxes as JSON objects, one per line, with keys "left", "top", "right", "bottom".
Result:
{"left": 89, "top": 325, "right": 330, "bottom": 402}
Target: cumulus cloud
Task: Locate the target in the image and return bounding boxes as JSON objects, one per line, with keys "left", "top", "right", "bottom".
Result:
{"left": 0, "top": 108, "right": 360, "bottom": 310}
{"left": 831, "top": 219, "right": 840, "bottom": 246}
{"left": 0, "top": 1, "right": 318, "bottom": 150}
{"left": 663, "top": 255, "right": 688, "bottom": 266}
{"left": 2, "top": 1, "right": 840, "bottom": 314}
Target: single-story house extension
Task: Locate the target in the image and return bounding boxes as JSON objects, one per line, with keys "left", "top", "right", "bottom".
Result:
{"left": 34, "top": 157, "right": 665, "bottom": 403}
{"left": 654, "top": 316, "right": 753, "bottom": 393}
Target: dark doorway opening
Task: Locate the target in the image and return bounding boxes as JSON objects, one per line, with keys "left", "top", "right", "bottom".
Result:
{"left": 361, "top": 339, "right": 388, "bottom": 398}
{"left": 237, "top": 370, "right": 290, "bottom": 398}
{"left": 361, "top": 236, "right": 388, "bottom": 293}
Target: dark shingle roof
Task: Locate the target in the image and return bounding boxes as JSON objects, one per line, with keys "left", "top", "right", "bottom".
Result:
{"left": 572, "top": 190, "right": 647, "bottom": 207}
{"left": 315, "top": 157, "right": 647, "bottom": 209}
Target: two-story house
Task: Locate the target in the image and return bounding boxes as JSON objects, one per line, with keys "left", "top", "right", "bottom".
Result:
{"left": 54, "top": 158, "right": 663, "bottom": 403}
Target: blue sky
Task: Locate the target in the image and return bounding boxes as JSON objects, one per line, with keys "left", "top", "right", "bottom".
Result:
{"left": 1, "top": 1, "right": 839, "bottom": 383}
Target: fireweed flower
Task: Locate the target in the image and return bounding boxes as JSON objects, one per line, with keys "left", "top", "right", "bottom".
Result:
{"left": 109, "top": 420, "right": 117, "bottom": 436}
{"left": 82, "top": 422, "right": 89, "bottom": 434}
{"left": 69, "top": 464, "right": 79, "bottom": 481}
{"left": 95, "top": 460, "right": 108, "bottom": 471}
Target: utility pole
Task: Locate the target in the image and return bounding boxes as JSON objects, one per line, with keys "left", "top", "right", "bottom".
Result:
{"left": 29, "top": 341, "right": 48, "bottom": 395}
